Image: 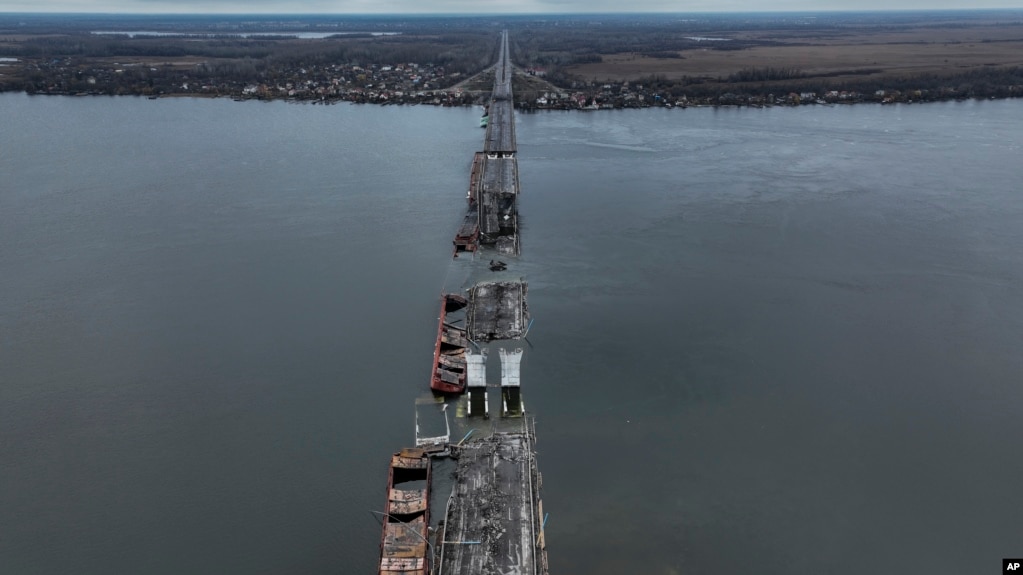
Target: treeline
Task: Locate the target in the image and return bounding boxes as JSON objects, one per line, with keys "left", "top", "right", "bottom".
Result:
{"left": 641, "top": 51, "right": 685, "bottom": 59}
{"left": 8, "top": 35, "right": 276, "bottom": 59}
{"left": 627, "top": 65, "right": 1023, "bottom": 101}
{"left": 4, "top": 31, "right": 498, "bottom": 76}
{"left": 727, "top": 67, "right": 807, "bottom": 83}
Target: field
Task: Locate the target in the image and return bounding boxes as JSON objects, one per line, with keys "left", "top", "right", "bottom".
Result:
{"left": 561, "top": 19, "right": 1023, "bottom": 87}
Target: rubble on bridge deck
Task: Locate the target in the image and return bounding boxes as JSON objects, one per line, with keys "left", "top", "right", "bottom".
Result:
{"left": 437, "top": 423, "right": 547, "bottom": 575}
{"left": 467, "top": 281, "right": 528, "bottom": 342}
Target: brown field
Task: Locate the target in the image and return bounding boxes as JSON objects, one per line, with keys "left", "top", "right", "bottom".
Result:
{"left": 568, "top": 23, "right": 1023, "bottom": 83}
{"left": 90, "top": 56, "right": 212, "bottom": 69}
{"left": 734, "top": 23, "right": 1023, "bottom": 45}
{"left": 0, "top": 34, "right": 67, "bottom": 41}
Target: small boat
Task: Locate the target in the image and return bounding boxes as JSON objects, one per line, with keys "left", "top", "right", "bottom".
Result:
{"left": 480, "top": 114, "right": 489, "bottom": 128}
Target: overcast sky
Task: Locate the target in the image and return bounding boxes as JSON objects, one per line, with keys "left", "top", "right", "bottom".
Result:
{"left": 3, "top": 0, "right": 1022, "bottom": 13}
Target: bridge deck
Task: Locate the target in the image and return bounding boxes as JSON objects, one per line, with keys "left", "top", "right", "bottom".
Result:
{"left": 467, "top": 281, "right": 528, "bottom": 342}
{"left": 482, "top": 157, "right": 518, "bottom": 196}
{"left": 438, "top": 431, "right": 540, "bottom": 575}
{"left": 483, "top": 100, "right": 516, "bottom": 154}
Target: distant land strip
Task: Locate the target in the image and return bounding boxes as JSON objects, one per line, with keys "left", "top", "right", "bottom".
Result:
{"left": 2, "top": 12, "right": 1022, "bottom": 107}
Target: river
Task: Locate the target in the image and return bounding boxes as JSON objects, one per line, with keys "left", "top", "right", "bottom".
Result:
{"left": 2, "top": 94, "right": 1021, "bottom": 574}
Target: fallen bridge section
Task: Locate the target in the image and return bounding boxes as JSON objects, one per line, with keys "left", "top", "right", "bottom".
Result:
{"left": 467, "top": 281, "right": 528, "bottom": 342}
{"left": 437, "top": 424, "right": 547, "bottom": 575}
{"left": 477, "top": 156, "right": 520, "bottom": 255}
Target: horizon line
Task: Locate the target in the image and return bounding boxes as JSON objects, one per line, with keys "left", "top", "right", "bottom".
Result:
{"left": 4, "top": 8, "right": 1023, "bottom": 16}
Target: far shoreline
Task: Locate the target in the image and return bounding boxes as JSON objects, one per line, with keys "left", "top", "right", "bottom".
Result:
{"left": 9, "top": 86, "right": 1022, "bottom": 110}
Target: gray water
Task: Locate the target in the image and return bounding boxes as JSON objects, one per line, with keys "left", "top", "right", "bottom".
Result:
{"left": 2, "top": 94, "right": 1021, "bottom": 574}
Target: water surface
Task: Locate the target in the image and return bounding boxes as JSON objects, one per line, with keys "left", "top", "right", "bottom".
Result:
{"left": 2, "top": 94, "right": 1022, "bottom": 574}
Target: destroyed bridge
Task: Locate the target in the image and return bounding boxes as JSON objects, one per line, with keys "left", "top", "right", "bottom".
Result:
{"left": 374, "top": 31, "right": 549, "bottom": 575}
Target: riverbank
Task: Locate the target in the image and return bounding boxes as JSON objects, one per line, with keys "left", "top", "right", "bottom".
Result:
{"left": 11, "top": 82, "right": 1022, "bottom": 110}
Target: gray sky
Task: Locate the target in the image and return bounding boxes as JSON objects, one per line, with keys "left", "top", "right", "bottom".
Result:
{"left": 3, "top": 0, "right": 1022, "bottom": 13}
